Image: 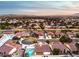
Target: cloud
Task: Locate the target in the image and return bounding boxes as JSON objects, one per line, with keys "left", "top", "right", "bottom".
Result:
{"left": 0, "top": 1, "right": 79, "bottom": 15}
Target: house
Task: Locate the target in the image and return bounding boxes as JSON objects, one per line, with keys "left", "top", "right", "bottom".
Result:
{"left": 5, "top": 41, "right": 22, "bottom": 49}
{"left": 50, "top": 42, "right": 66, "bottom": 54}
{"left": 3, "top": 29, "right": 14, "bottom": 34}
{"left": 15, "top": 31, "right": 27, "bottom": 38}
{"left": 64, "top": 42, "right": 77, "bottom": 52}
{"left": 38, "top": 35, "right": 52, "bottom": 40}
{"left": 0, "top": 40, "right": 22, "bottom": 56}
{"left": 0, "top": 43, "right": 16, "bottom": 56}
{"left": 37, "top": 32, "right": 43, "bottom": 36}
{"left": 35, "top": 43, "right": 51, "bottom": 55}
{"left": 50, "top": 41, "right": 77, "bottom": 55}
{"left": 38, "top": 32, "right": 52, "bottom": 40}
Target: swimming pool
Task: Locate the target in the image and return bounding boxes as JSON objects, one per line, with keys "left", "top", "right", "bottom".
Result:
{"left": 26, "top": 49, "right": 34, "bottom": 57}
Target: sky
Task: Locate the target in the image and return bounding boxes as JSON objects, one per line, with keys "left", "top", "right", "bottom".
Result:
{"left": 0, "top": 1, "right": 79, "bottom": 16}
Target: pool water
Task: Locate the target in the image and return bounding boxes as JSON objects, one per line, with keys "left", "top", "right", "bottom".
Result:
{"left": 26, "top": 49, "right": 34, "bottom": 57}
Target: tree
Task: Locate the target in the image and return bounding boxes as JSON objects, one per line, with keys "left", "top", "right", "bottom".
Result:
{"left": 52, "top": 48, "right": 61, "bottom": 55}
{"left": 39, "top": 22, "right": 45, "bottom": 30}
{"left": 75, "top": 42, "right": 79, "bottom": 49}
{"left": 12, "top": 36, "right": 20, "bottom": 44}
{"left": 0, "top": 25, "right": 6, "bottom": 29}
{"left": 25, "top": 53, "right": 29, "bottom": 57}
{"left": 59, "top": 35, "right": 72, "bottom": 44}
{"left": 76, "top": 33, "right": 79, "bottom": 38}
{"left": 4, "top": 22, "right": 11, "bottom": 29}
{"left": 30, "top": 31, "right": 38, "bottom": 38}
{"left": 46, "top": 40, "right": 50, "bottom": 44}
{"left": 0, "top": 22, "right": 11, "bottom": 29}
{"left": 12, "top": 36, "right": 20, "bottom": 40}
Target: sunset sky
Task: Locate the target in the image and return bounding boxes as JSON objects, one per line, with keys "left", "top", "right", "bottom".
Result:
{"left": 0, "top": 1, "right": 79, "bottom": 15}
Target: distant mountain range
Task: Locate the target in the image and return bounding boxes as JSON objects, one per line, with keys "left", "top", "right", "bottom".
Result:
{"left": 0, "top": 13, "right": 79, "bottom": 17}
{"left": 72, "top": 13, "right": 79, "bottom": 16}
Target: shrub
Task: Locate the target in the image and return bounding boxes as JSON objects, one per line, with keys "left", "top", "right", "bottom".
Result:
{"left": 52, "top": 48, "right": 61, "bottom": 55}
{"left": 76, "top": 33, "right": 79, "bottom": 38}
{"left": 59, "top": 35, "right": 72, "bottom": 43}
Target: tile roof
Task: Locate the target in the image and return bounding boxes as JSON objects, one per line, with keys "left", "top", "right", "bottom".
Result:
{"left": 5, "top": 41, "right": 22, "bottom": 49}
{"left": 66, "top": 42, "right": 77, "bottom": 51}
{"left": 3, "top": 30, "right": 13, "bottom": 34}
{"left": 37, "top": 32, "right": 44, "bottom": 36}
{"left": 48, "top": 32, "right": 54, "bottom": 35}
{"left": 0, "top": 40, "right": 21, "bottom": 55}
{"left": 15, "top": 32, "right": 26, "bottom": 37}
{"left": 50, "top": 42, "right": 66, "bottom": 52}
{"left": 50, "top": 42, "right": 77, "bottom": 52}
{"left": 0, "top": 44, "right": 14, "bottom": 55}
{"left": 35, "top": 44, "right": 51, "bottom": 52}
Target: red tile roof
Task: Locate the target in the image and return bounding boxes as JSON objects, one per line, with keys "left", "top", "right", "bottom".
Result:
{"left": 37, "top": 32, "right": 43, "bottom": 36}
{"left": 0, "top": 40, "right": 22, "bottom": 55}
{"left": 66, "top": 42, "right": 77, "bottom": 51}
{"left": 0, "top": 44, "right": 14, "bottom": 55}
{"left": 15, "top": 32, "right": 26, "bottom": 37}
{"left": 48, "top": 32, "right": 54, "bottom": 35}
{"left": 50, "top": 42, "right": 66, "bottom": 52}
{"left": 50, "top": 42, "right": 77, "bottom": 52}
{"left": 5, "top": 41, "right": 22, "bottom": 49}
{"left": 3, "top": 30, "right": 13, "bottom": 34}
{"left": 35, "top": 44, "right": 51, "bottom": 52}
